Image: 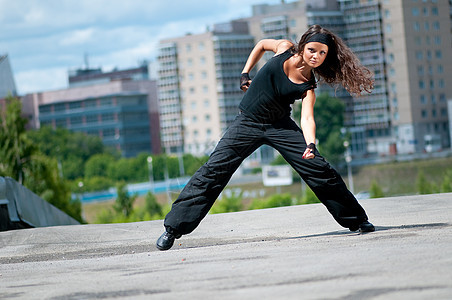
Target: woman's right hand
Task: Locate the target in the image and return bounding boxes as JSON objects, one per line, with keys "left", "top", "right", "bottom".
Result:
{"left": 240, "top": 73, "right": 251, "bottom": 92}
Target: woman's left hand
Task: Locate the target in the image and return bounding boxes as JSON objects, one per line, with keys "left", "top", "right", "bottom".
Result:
{"left": 302, "top": 144, "right": 316, "bottom": 160}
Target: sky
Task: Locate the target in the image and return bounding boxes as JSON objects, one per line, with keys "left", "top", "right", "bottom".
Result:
{"left": 0, "top": 0, "right": 284, "bottom": 95}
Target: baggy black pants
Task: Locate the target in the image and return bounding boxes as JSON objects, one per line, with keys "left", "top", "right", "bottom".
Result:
{"left": 164, "top": 113, "right": 368, "bottom": 235}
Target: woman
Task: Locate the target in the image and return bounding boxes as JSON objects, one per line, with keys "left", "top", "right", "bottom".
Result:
{"left": 156, "top": 25, "right": 375, "bottom": 251}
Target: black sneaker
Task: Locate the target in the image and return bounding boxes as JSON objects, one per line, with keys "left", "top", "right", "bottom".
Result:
{"left": 156, "top": 231, "right": 181, "bottom": 251}
{"left": 359, "top": 221, "right": 375, "bottom": 233}
{"left": 349, "top": 221, "right": 375, "bottom": 233}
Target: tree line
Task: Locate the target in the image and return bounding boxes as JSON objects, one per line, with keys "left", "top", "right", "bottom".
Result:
{"left": 1, "top": 93, "right": 351, "bottom": 224}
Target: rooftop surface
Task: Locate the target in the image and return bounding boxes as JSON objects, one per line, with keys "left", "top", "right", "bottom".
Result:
{"left": 1, "top": 193, "right": 451, "bottom": 299}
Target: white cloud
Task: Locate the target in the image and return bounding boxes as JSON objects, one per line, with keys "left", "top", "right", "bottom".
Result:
{"left": 60, "top": 28, "right": 95, "bottom": 46}
{"left": 1, "top": 0, "right": 286, "bottom": 94}
{"left": 15, "top": 67, "right": 68, "bottom": 94}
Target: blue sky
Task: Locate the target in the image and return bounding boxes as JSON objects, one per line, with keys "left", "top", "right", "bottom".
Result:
{"left": 0, "top": 0, "right": 284, "bottom": 95}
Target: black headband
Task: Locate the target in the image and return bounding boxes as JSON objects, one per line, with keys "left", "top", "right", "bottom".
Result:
{"left": 306, "top": 33, "right": 333, "bottom": 48}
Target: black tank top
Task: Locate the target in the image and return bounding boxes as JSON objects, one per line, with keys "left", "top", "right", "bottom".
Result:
{"left": 239, "top": 49, "right": 316, "bottom": 123}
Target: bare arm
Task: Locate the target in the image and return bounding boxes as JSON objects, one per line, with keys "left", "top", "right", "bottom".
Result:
{"left": 300, "top": 89, "right": 316, "bottom": 159}
{"left": 240, "top": 39, "right": 293, "bottom": 91}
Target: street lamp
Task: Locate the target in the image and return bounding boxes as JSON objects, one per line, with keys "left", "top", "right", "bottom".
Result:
{"left": 343, "top": 140, "right": 354, "bottom": 194}
{"left": 147, "top": 156, "right": 154, "bottom": 193}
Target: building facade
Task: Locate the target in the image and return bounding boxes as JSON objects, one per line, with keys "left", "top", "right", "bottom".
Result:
{"left": 158, "top": 21, "right": 255, "bottom": 156}
{"left": 157, "top": 0, "right": 452, "bottom": 163}
{"left": 22, "top": 66, "right": 161, "bottom": 157}
{"left": 244, "top": 0, "right": 452, "bottom": 156}
{"left": 0, "top": 54, "right": 17, "bottom": 99}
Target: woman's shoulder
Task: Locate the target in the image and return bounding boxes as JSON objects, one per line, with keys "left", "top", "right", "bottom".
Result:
{"left": 274, "top": 40, "right": 295, "bottom": 55}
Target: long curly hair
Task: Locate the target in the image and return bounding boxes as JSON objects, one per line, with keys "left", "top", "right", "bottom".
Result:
{"left": 295, "top": 25, "right": 374, "bottom": 96}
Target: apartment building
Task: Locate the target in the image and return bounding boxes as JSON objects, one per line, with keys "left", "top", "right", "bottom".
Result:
{"left": 0, "top": 54, "right": 17, "bottom": 99}
{"left": 246, "top": 0, "right": 452, "bottom": 156}
{"left": 339, "top": 0, "right": 452, "bottom": 155}
{"left": 157, "top": 0, "right": 451, "bottom": 162}
{"left": 158, "top": 21, "right": 255, "bottom": 156}
{"left": 22, "top": 65, "right": 161, "bottom": 157}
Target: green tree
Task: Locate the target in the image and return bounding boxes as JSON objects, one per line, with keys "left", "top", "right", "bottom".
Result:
{"left": 211, "top": 192, "right": 244, "bottom": 214}
{"left": 298, "top": 187, "right": 320, "bottom": 204}
{"left": 0, "top": 96, "right": 83, "bottom": 222}
{"left": 370, "top": 180, "right": 384, "bottom": 198}
{"left": 114, "top": 182, "right": 136, "bottom": 217}
{"left": 28, "top": 126, "right": 110, "bottom": 180}
{"left": 249, "top": 193, "right": 293, "bottom": 210}
{"left": 85, "top": 153, "right": 116, "bottom": 178}
{"left": 440, "top": 170, "right": 452, "bottom": 193}
{"left": 144, "top": 191, "right": 163, "bottom": 217}
{"left": 292, "top": 92, "right": 346, "bottom": 165}
{"left": 0, "top": 96, "right": 35, "bottom": 184}
{"left": 416, "top": 171, "right": 433, "bottom": 195}
{"left": 183, "top": 153, "right": 209, "bottom": 176}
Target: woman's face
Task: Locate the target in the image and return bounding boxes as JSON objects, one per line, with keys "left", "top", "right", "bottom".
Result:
{"left": 302, "top": 42, "right": 329, "bottom": 68}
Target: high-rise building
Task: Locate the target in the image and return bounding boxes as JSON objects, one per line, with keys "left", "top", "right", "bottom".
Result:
{"left": 340, "top": 0, "right": 452, "bottom": 154}
{"left": 0, "top": 54, "right": 17, "bottom": 99}
{"left": 158, "top": 21, "right": 256, "bottom": 156}
{"left": 157, "top": 0, "right": 452, "bottom": 162}
{"left": 244, "top": 0, "right": 452, "bottom": 156}
{"left": 22, "top": 65, "right": 161, "bottom": 157}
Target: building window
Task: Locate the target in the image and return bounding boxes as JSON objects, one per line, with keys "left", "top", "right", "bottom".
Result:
{"left": 85, "top": 99, "right": 97, "bottom": 107}
{"left": 421, "top": 110, "right": 427, "bottom": 118}
{"left": 103, "top": 128, "right": 115, "bottom": 137}
{"left": 414, "top": 36, "right": 421, "bottom": 45}
{"left": 435, "top": 50, "right": 442, "bottom": 59}
{"left": 69, "top": 102, "right": 81, "bottom": 110}
{"left": 419, "top": 80, "right": 425, "bottom": 89}
{"left": 432, "top": 21, "right": 440, "bottom": 30}
{"left": 434, "top": 36, "right": 441, "bottom": 45}
{"left": 422, "top": 7, "right": 428, "bottom": 16}
{"left": 415, "top": 51, "right": 423, "bottom": 60}
{"left": 431, "top": 7, "right": 438, "bottom": 16}
{"left": 389, "top": 68, "right": 395, "bottom": 77}
{"left": 205, "top": 114, "right": 210, "bottom": 121}
{"left": 412, "top": 8, "right": 420, "bottom": 16}
{"left": 200, "top": 57, "right": 206, "bottom": 65}
{"left": 86, "top": 115, "right": 98, "bottom": 123}
{"left": 203, "top": 85, "right": 208, "bottom": 93}
{"left": 420, "top": 95, "right": 426, "bottom": 104}
{"left": 438, "top": 79, "right": 444, "bottom": 88}
{"left": 204, "top": 100, "right": 210, "bottom": 108}
{"left": 54, "top": 103, "right": 66, "bottom": 112}
{"left": 413, "top": 22, "right": 420, "bottom": 31}
{"left": 198, "top": 42, "right": 205, "bottom": 51}
{"left": 385, "top": 24, "right": 392, "bottom": 33}
{"left": 186, "top": 44, "right": 192, "bottom": 52}
{"left": 417, "top": 65, "right": 424, "bottom": 75}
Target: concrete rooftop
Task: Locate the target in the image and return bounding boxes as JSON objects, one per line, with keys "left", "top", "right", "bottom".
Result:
{"left": 1, "top": 193, "right": 451, "bottom": 299}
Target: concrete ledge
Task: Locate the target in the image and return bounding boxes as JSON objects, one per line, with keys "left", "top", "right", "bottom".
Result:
{"left": 0, "top": 193, "right": 451, "bottom": 299}
{"left": 0, "top": 177, "right": 79, "bottom": 231}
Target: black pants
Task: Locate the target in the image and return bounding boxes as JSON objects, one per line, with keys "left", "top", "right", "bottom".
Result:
{"left": 164, "top": 113, "right": 368, "bottom": 235}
